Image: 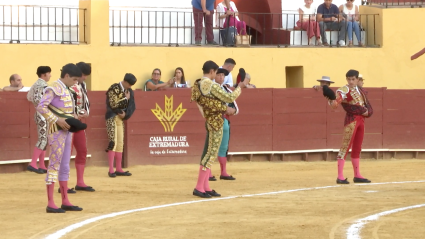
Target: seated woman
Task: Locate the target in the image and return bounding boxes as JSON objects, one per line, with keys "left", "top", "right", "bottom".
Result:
{"left": 216, "top": 0, "right": 247, "bottom": 35}
{"left": 244, "top": 73, "right": 256, "bottom": 88}
{"left": 340, "top": 0, "right": 363, "bottom": 47}
{"left": 170, "top": 67, "right": 190, "bottom": 88}
{"left": 235, "top": 68, "right": 256, "bottom": 88}
{"left": 296, "top": 0, "right": 321, "bottom": 46}
{"left": 144, "top": 68, "right": 172, "bottom": 91}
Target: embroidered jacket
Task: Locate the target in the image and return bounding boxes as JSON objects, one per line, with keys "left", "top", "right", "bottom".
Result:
{"left": 191, "top": 77, "right": 241, "bottom": 131}
{"left": 27, "top": 78, "right": 48, "bottom": 107}
{"left": 71, "top": 82, "right": 90, "bottom": 115}
{"left": 105, "top": 82, "right": 135, "bottom": 120}
{"left": 331, "top": 85, "right": 373, "bottom": 126}
{"left": 36, "top": 79, "right": 75, "bottom": 134}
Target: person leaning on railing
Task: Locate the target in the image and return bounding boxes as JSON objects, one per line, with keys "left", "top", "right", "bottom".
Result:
{"left": 339, "top": 0, "right": 364, "bottom": 47}
{"left": 3, "top": 74, "right": 30, "bottom": 92}
{"left": 313, "top": 76, "right": 334, "bottom": 91}
{"left": 192, "top": 0, "right": 231, "bottom": 46}
{"left": 317, "top": 0, "right": 347, "bottom": 47}
{"left": 216, "top": 1, "right": 247, "bottom": 35}
{"left": 144, "top": 68, "right": 173, "bottom": 91}
{"left": 297, "top": 0, "right": 322, "bottom": 46}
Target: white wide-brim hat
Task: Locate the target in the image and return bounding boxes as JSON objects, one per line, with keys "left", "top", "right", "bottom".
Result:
{"left": 317, "top": 76, "right": 334, "bottom": 83}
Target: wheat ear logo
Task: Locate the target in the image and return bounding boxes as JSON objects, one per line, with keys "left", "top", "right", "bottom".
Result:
{"left": 151, "top": 95, "right": 187, "bottom": 132}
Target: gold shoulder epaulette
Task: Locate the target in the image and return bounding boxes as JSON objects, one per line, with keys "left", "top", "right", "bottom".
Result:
{"left": 337, "top": 85, "right": 349, "bottom": 94}
{"left": 200, "top": 78, "right": 213, "bottom": 95}
{"left": 47, "top": 81, "right": 67, "bottom": 96}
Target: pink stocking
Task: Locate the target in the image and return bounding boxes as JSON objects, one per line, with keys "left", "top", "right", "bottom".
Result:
{"left": 75, "top": 164, "right": 87, "bottom": 187}
{"left": 39, "top": 150, "right": 47, "bottom": 170}
{"left": 218, "top": 157, "right": 230, "bottom": 176}
{"left": 59, "top": 181, "right": 73, "bottom": 206}
{"left": 108, "top": 150, "right": 115, "bottom": 173}
{"left": 351, "top": 158, "right": 363, "bottom": 178}
{"left": 30, "top": 147, "right": 43, "bottom": 168}
{"left": 115, "top": 152, "right": 124, "bottom": 173}
{"left": 337, "top": 159, "right": 345, "bottom": 180}
{"left": 47, "top": 183, "right": 57, "bottom": 209}
{"left": 204, "top": 168, "right": 212, "bottom": 192}
{"left": 195, "top": 165, "right": 207, "bottom": 192}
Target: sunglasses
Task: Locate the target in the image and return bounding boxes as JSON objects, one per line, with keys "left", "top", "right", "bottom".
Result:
{"left": 347, "top": 0, "right": 354, "bottom": 1}
{"left": 152, "top": 73, "right": 161, "bottom": 76}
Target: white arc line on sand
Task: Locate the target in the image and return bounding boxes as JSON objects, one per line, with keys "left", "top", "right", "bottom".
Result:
{"left": 45, "top": 180, "right": 425, "bottom": 239}
{"left": 346, "top": 203, "right": 425, "bottom": 239}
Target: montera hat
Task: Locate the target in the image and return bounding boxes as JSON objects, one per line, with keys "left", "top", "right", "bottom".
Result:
{"left": 65, "top": 118, "right": 87, "bottom": 133}
{"left": 317, "top": 76, "right": 334, "bottom": 83}
{"left": 217, "top": 68, "right": 229, "bottom": 76}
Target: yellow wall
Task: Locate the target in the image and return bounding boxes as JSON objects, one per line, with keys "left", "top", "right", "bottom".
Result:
{"left": 1, "top": 1, "right": 425, "bottom": 90}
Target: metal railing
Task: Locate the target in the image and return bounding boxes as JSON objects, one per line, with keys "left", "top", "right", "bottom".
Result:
{"left": 109, "top": 9, "right": 379, "bottom": 47}
{"left": 0, "top": 5, "right": 86, "bottom": 44}
{"left": 368, "top": 0, "right": 424, "bottom": 7}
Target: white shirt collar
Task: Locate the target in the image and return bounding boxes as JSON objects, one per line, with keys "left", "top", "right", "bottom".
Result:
{"left": 119, "top": 81, "right": 125, "bottom": 92}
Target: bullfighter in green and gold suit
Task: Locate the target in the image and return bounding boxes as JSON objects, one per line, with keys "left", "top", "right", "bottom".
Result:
{"left": 191, "top": 60, "right": 244, "bottom": 198}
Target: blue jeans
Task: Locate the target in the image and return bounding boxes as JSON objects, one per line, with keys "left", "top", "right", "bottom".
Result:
{"left": 347, "top": 21, "right": 361, "bottom": 42}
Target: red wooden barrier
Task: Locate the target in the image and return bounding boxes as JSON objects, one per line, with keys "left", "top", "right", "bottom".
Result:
{"left": 383, "top": 90, "right": 425, "bottom": 149}
{"left": 0, "top": 92, "right": 31, "bottom": 162}
{"left": 1, "top": 87, "right": 424, "bottom": 173}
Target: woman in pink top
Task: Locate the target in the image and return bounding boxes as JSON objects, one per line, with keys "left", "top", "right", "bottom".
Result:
{"left": 217, "top": 1, "right": 247, "bottom": 35}
{"left": 296, "top": 0, "right": 321, "bottom": 45}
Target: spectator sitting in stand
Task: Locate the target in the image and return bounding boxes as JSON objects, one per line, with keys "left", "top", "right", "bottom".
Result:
{"left": 243, "top": 73, "right": 256, "bottom": 88}
{"left": 3, "top": 74, "right": 31, "bottom": 92}
{"left": 169, "top": 67, "right": 190, "bottom": 88}
{"left": 317, "top": 0, "right": 346, "bottom": 47}
{"left": 216, "top": 1, "right": 247, "bottom": 35}
{"left": 313, "top": 76, "right": 334, "bottom": 90}
{"left": 144, "top": 68, "right": 173, "bottom": 91}
{"left": 297, "top": 0, "right": 322, "bottom": 46}
{"left": 340, "top": 0, "right": 364, "bottom": 47}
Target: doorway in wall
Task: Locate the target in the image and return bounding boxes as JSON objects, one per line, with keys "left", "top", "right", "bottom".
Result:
{"left": 285, "top": 66, "right": 303, "bottom": 88}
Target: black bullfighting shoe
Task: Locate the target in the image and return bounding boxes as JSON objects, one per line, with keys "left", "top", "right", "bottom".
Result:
{"left": 206, "top": 190, "right": 221, "bottom": 197}
{"left": 115, "top": 171, "right": 132, "bottom": 176}
{"left": 27, "top": 165, "right": 44, "bottom": 174}
{"left": 209, "top": 176, "right": 217, "bottom": 181}
{"left": 75, "top": 185, "right": 95, "bottom": 192}
{"left": 193, "top": 189, "right": 212, "bottom": 198}
{"left": 58, "top": 188, "right": 77, "bottom": 194}
{"left": 220, "top": 175, "right": 236, "bottom": 180}
{"left": 353, "top": 177, "right": 371, "bottom": 183}
{"left": 46, "top": 207, "right": 66, "bottom": 213}
{"left": 336, "top": 178, "right": 350, "bottom": 184}
{"left": 61, "top": 205, "right": 83, "bottom": 211}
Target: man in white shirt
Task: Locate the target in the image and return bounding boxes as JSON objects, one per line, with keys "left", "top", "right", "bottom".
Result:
{"left": 221, "top": 58, "right": 236, "bottom": 87}
{"left": 3, "top": 74, "right": 30, "bottom": 92}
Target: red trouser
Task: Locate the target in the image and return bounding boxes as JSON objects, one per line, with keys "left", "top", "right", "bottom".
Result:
{"left": 193, "top": 7, "right": 214, "bottom": 42}
{"left": 296, "top": 20, "right": 321, "bottom": 39}
{"left": 337, "top": 116, "right": 365, "bottom": 160}
{"left": 73, "top": 129, "right": 87, "bottom": 165}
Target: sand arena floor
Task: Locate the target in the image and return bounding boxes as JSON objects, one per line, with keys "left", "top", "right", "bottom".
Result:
{"left": 0, "top": 159, "right": 424, "bottom": 239}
